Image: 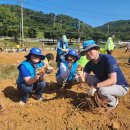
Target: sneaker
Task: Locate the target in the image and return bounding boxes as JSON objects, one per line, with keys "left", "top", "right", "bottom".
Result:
{"left": 107, "top": 98, "right": 119, "bottom": 110}
{"left": 38, "top": 97, "right": 44, "bottom": 101}
{"left": 32, "top": 94, "right": 44, "bottom": 101}
{"left": 19, "top": 101, "right": 25, "bottom": 105}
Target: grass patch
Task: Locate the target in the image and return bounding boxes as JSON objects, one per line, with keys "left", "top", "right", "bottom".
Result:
{"left": 0, "top": 64, "right": 18, "bottom": 79}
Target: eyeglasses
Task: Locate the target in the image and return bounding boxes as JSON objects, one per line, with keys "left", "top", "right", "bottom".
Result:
{"left": 67, "top": 58, "right": 73, "bottom": 62}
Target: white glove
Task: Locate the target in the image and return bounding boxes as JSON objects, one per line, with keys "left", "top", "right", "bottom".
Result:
{"left": 47, "top": 66, "right": 53, "bottom": 70}
{"left": 87, "top": 87, "right": 97, "bottom": 96}
{"left": 62, "top": 49, "right": 67, "bottom": 52}
{"left": 68, "top": 62, "right": 73, "bottom": 69}
{"left": 77, "top": 70, "right": 83, "bottom": 77}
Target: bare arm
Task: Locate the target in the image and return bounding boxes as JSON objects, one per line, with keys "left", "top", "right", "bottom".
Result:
{"left": 97, "top": 72, "right": 117, "bottom": 88}
{"left": 23, "top": 75, "right": 40, "bottom": 85}
{"left": 23, "top": 71, "right": 45, "bottom": 85}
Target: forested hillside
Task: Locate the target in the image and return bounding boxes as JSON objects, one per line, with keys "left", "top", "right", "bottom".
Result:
{"left": 0, "top": 4, "right": 130, "bottom": 41}
{"left": 0, "top": 4, "right": 94, "bottom": 40}
{"left": 97, "top": 20, "right": 130, "bottom": 40}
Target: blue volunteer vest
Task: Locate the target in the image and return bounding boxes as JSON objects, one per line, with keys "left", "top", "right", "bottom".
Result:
{"left": 17, "top": 60, "right": 44, "bottom": 84}
{"left": 56, "top": 61, "right": 78, "bottom": 81}
{"left": 57, "top": 39, "right": 68, "bottom": 55}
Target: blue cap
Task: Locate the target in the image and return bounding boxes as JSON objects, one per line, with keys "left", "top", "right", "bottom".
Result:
{"left": 25, "top": 48, "right": 45, "bottom": 60}
{"left": 65, "top": 50, "right": 79, "bottom": 60}
{"left": 82, "top": 40, "right": 99, "bottom": 52}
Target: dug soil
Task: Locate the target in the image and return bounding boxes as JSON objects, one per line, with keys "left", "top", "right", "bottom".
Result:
{"left": 0, "top": 49, "right": 130, "bottom": 130}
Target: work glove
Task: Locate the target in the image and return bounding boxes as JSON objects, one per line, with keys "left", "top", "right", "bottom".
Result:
{"left": 36, "top": 68, "right": 46, "bottom": 80}
{"left": 68, "top": 62, "right": 73, "bottom": 69}
{"left": 62, "top": 48, "right": 67, "bottom": 52}
{"left": 76, "top": 64, "right": 84, "bottom": 77}
{"left": 35, "top": 75, "right": 41, "bottom": 80}
{"left": 87, "top": 87, "right": 97, "bottom": 96}
{"left": 45, "top": 68, "right": 53, "bottom": 74}
{"left": 77, "top": 70, "right": 83, "bottom": 77}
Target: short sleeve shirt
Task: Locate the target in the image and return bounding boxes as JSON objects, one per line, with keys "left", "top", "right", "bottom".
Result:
{"left": 84, "top": 54, "right": 128, "bottom": 86}
{"left": 19, "top": 64, "right": 31, "bottom": 77}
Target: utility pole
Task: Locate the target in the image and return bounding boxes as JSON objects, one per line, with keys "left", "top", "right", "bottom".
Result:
{"left": 77, "top": 20, "right": 80, "bottom": 43}
{"left": 107, "top": 24, "right": 109, "bottom": 36}
{"left": 78, "top": 20, "right": 80, "bottom": 32}
{"left": 21, "top": 1, "right": 24, "bottom": 42}
{"left": 18, "top": 0, "right": 24, "bottom": 42}
{"left": 61, "top": 19, "right": 62, "bottom": 30}
{"left": 53, "top": 15, "right": 56, "bottom": 28}
{"left": 20, "top": 22, "right": 21, "bottom": 45}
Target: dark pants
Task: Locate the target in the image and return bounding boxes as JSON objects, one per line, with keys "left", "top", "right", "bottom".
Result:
{"left": 56, "top": 54, "right": 61, "bottom": 67}
{"left": 17, "top": 81, "right": 46, "bottom": 103}
{"left": 56, "top": 75, "right": 79, "bottom": 88}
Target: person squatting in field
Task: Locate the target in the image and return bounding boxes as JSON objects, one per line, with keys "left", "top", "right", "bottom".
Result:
{"left": 78, "top": 40, "right": 129, "bottom": 110}
{"left": 56, "top": 50, "right": 79, "bottom": 89}
{"left": 16, "top": 48, "right": 47, "bottom": 105}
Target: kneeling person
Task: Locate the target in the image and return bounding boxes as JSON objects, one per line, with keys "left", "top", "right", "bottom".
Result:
{"left": 17, "top": 48, "right": 46, "bottom": 105}
{"left": 56, "top": 50, "right": 79, "bottom": 88}
{"left": 78, "top": 40, "right": 129, "bottom": 110}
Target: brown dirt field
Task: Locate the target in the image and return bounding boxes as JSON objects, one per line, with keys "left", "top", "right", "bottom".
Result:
{"left": 0, "top": 49, "right": 130, "bottom": 130}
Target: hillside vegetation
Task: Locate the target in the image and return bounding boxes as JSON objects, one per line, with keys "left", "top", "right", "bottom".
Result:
{"left": 0, "top": 4, "right": 93, "bottom": 40}
{"left": 0, "top": 4, "right": 130, "bottom": 41}
{"left": 97, "top": 20, "right": 130, "bottom": 40}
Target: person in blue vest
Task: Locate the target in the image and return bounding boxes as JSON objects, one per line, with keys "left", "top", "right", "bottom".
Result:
{"left": 17, "top": 48, "right": 46, "bottom": 105}
{"left": 56, "top": 35, "right": 69, "bottom": 67}
{"left": 56, "top": 50, "right": 79, "bottom": 89}
{"left": 78, "top": 40, "right": 129, "bottom": 110}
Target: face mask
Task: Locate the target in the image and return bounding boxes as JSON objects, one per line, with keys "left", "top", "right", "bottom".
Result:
{"left": 68, "top": 62, "right": 73, "bottom": 68}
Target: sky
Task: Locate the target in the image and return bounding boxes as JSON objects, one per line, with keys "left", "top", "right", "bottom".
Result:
{"left": 0, "top": 0, "right": 130, "bottom": 27}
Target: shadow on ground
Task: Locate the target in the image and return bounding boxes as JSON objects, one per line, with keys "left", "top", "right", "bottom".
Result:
{"left": 2, "top": 86, "right": 20, "bottom": 102}
{"left": 44, "top": 82, "right": 86, "bottom": 101}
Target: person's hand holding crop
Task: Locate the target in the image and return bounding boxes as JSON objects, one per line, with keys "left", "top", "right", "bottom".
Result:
{"left": 36, "top": 68, "right": 45, "bottom": 81}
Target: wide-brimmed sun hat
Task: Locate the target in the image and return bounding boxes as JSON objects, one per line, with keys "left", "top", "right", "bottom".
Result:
{"left": 25, "top": 48, "right": 45, "bottom": 60}
{"left": 82, "top": 40, "right": 99, "bottom": 52}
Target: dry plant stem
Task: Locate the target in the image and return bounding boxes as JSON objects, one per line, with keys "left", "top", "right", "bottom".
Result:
{"left": 76, "top": 93, "right": 108, "bottom": 111}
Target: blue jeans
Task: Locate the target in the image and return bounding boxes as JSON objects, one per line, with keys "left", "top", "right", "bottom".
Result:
{"left": 17, "top": 81, "right": 46, "bottom": 103}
